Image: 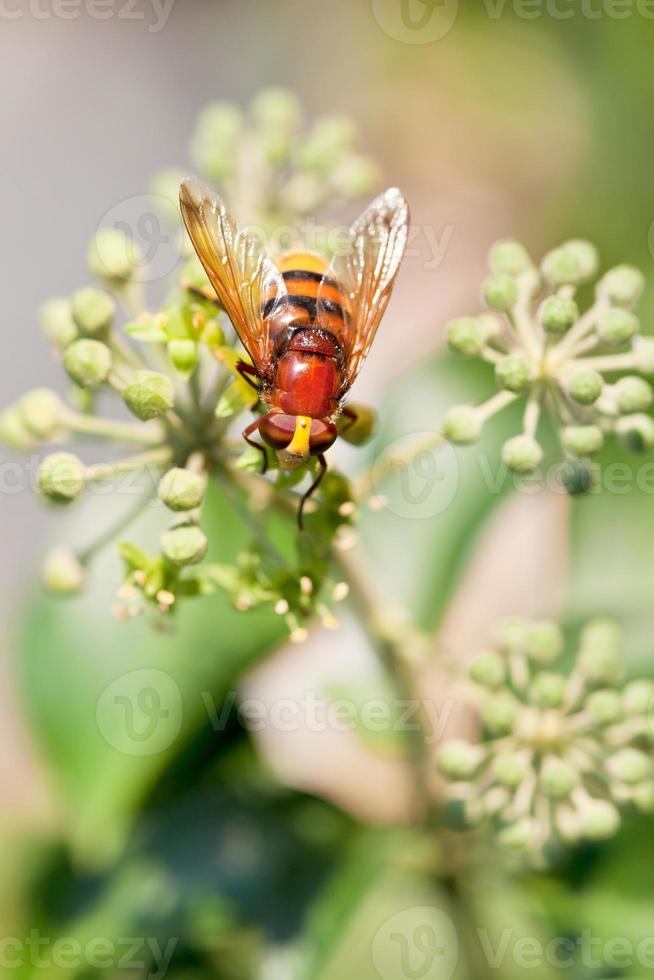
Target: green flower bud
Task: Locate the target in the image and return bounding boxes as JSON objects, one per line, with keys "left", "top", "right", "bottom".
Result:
{"left": 124, "top": 371, "right": 174, "bottom": 421}
{"left": 542, "top": 758, "right": 578, "bottom": 799}
{"left": 190, "top": 102, "right": 243, "bottom": 180}
{"left": 525, "top": 621, "right": 564, "bottom": 664}
{"left": 489, "top": 240, "right": 531, "bottom": 276}
{"left": 541, "top": 246, "right": 585, "bottom": 286}
{"left": 19, "top": 388, "right": 63, "bottom": 440}
{"left": 633, "top": 337, "right": 654, "bottom": 375}
{"left": 567, "top": 368, "right": 603, "bottom": 406}
{"left": 39, "top": 297, "right": 78, "bottom": 348}
{"left": 88, "top": 229, "right": 142, "bottom": 286}
{"left": 469, "top": 650, "right": 505, "bottom": 688}
{"left": 632, "top": 782, "right": 654, "bottom": 813}
{"left": 560, "top": 458, "right": 596, "bottom": 496}
{"left": 158, "top": 467, "right": 207, "bottom": 512}
{"left": 41, "top": 546, "right": 86, "bottom": 596}
{"left": 498, "top": 818, "right": 536, "bottom": 849}
{"left": 436, "top": 738, "right": 483, "bottom": 780}
{"left": 540, "top": 295, "right": 579, "bottom": 334}
{"left": 586, "top": 689, "right": 622, "bottom": 725}
{"left": 607, "top": 747, "right": 651, "bottom": 785}
{"left": 615, "top": 413, "right": 654, "bottom": 452}
{"left": 496, "top": 617, "right": 529, "bottom": 654}
{"left": 298, "top": 114, "right": 356, "bottom": 172}
{"left": 483, "top": 273, "right": 518, "bottom": 311}
{"left": 494, "top": 752, "right": 529, "bottom": 788}
{"left": 251, "top": 87, "right": 301, "bottom": 133}
{"left": 623, "top": 679, "right": 654, "bottom": 715}
{"left": 615, "top": 376, "right": 653, "bottom": 414}
{"left": 442, "top": 405, "right": 482, "bottom": 445}
{"left": 338, "top": 403, "right": 376, "bottom": 446}
{"left": 529, "top": 671, "right": 565, "bottom": 708}
{"left": 577, "top": 798, "right": 620, "bottom": 841}
{"left": 63, "top": 339, "right": 112, "bottom": 388}
{"left": 495, "top": 354, "right": 531, "bottom": 394}
{"left": 168, "top": 339, "right": 197, "bottom": 377}
{"left": 446, "top": 317, "right": 483, "bottom": 357}
{"left": 0, "top": 406, "right": 36, "bottom": 451}
{"left": 598, "top": 265, "right": 644, "bottom": 308}
{"left": 502, "top": 435, "right": 543, "bottom": 474}
{"left": 483, "top": 694, "right": 518, "bottom": 736}
{"left": 160, "top": 525, "right": 208, "bottom": 566}
{"left": 70, "top": 287, "right": 115, "bottom": 335}
{"left": 597, "top": 308, "right": 639, "bottom": 347}
{"left": 477, "top": 313, "right": 503, "bottom": 343}
{"left": 563, "top": 240, "right": 599, "bottom": 280}
{"left": 38, "top": 452, "right": 85, "bottom": 504}
{"left": 561, "top": 424, "right": 604, "bottom": 457}
{"left": 578, "top": 618, "right": 623, "bottom": 685}
{"left": 331, "top": 155, "right": 380, "bottom": 198}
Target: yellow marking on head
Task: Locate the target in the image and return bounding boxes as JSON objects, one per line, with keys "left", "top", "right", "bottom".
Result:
{"left": 286, "top": 415, "right": 312, "bottom": 457}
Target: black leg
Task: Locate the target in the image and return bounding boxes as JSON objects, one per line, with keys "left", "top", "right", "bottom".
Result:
{"left": 298, "top": 454, "right": 327, "bottom": 531}
{"left": 242, "top": 417, "right": 268, "bottom": 474}
{"left": 340, "top": 405, "right": 358, "bottom": 436}
{"left": 237, "top": 360, "right": 262, "bottom": 392}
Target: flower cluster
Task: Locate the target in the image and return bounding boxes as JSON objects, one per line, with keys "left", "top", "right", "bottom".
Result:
{"left": 0, "top": 89, "right": 377, "bottom": 632}
{"left": 444, "top": 240, "right": 654, "bottom": 490}
{"left": 437, "top": 617, "right": 654, "bottom": 862}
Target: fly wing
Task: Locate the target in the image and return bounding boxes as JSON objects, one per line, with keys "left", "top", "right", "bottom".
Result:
{"left": 319, "top": 187, "right": 409, "bottom": 391}
{"left": 179, "top": 176, "right": 286, "bottom": 377}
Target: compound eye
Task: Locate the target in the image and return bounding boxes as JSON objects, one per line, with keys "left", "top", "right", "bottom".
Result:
{"left": 260, "top": 413, "right": 296, "bottom": 450}
{"left": 309, "top": 419, "right": 338, "bottom": 454}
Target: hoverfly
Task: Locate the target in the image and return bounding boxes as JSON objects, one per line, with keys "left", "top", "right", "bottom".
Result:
{"left": 179, "top": 177, "right": 409, "bottom": 528}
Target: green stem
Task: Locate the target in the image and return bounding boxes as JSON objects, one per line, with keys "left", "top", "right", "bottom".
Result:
{"left": 77, "top": 490, "right": 155, "bottom": 565}
{"left": 61, "top": 410, "right": 165, "bottom": 446}
{"left": 355, "top": 429, "right": 446, "bottom": 500}
{"left": 84, "top": 446, "right": 172, "bottom": 483}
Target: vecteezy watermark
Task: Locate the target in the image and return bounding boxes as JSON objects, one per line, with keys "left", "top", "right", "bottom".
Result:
{"left": 372, "top": 907, "right": 459, "bottom": 980}
{"left": 96, "top": 194, "right": 183, "bottom": 284}
{"left": 0, "top": 0, "right": 175, "bottom": 31}
{"left": 369, "top": 433, "right": 460, "bottom": 520}
{"left": 482, "top": 0, "right": 654, "bottom": 20}
{"left": 0, "top": 932, "right": 178, "bottom": 978}
{"left": 96, "top": 668, "right": 183, "bottom": 757}
{"left": 371, "top": 0, "right": 460, "bottom": 44}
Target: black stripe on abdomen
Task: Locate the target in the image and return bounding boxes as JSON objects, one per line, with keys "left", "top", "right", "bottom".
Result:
{"left": 261, "top": 294, "right": 349, "bottom": 323}
{"left": 282, "top": 269, "right": 341, "bottom": 291}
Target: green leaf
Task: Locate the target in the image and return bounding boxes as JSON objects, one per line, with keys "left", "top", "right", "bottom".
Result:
{"left": 15, "top": 480, "right": 289, "bottom": 866}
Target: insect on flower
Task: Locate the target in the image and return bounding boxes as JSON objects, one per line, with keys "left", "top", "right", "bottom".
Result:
{"left": 179, "top": 177, "right": 409, "bottom": 528}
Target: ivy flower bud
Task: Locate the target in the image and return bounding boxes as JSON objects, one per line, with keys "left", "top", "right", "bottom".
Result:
{"left": 597, "top": 308, "right": 639, "bottom": 347}
{"left": 442, "top": 405, "right": 482, "bottom": 444}
{"left": 567, "top": 367, "right": 603, "bottom": 406}
{"left": 614, "top": 376, "right": 653, "bottom": 414}
{"left": 168, "top": 339, "right": 197, "bottom": 377}
{"left": 251, "top": 87, "right": 301, "bottom": 134}
{"left": 632, "top": 336, "right": 654, "bottom": 375}
{"left": 529, "top": 671, "right": 565, "bottom": 708}
{"left": 542, "top": 758, "right": 578, "bottom": 799}
{"left": 501, "top": 435, "right": 543, "bottom": 473}
{"left": 446, "top": 317, "right": 483, "bottom": 357}
{"left": 0, "top": 407, "right": 35, "bottom": 452}
{"left": 39, "top": 297, "right": 78, "bottom": 348}
{"left": 70, "top": 287, "right": 115, "bottom": 335}
{"left": 436, "top": 738, "right": 483, "bottom": 780}
{"left": 598, "top": 265, "right": 644, "bottom": 308}
{"left": 469, "top": 650, "right": 505, "bottom": 688}
{"left": 577, "top": 798, "right": 621, "bottom": 841}
{"left": 495, "top": 354, "right": 531, "bottom": 394}
{"left": 525, "top": 621, "right": 563, "bottom": 664}
{"left": 331, "top": 154, "right": 380, "bottom": 198}
{"left": 489, "top": 240, "right": 531, "bottom": 276}
{"left": 88, "top": 229, "right": 142, "bottom": 286}
{"left": 191, "top": 102, "right": 243, "bottom": 180}
{"left": 561, "top": 425, "right": 604, "bottom": 457}
{"left": 477, "top": 313, "right": 503, "bottom": 343}
{"left": 563, "top": 240, "right": 599, "bottom": 280}
{"left": 160, "top": 525, "right": 208, "bottom": 566}
{"left": 338, "top": 403, "right": 376, "bottom": 445}
{"left": 496, "top": 617, "right": 529, "bottom": 654}
{"left": 38, "top": 452, "right": 85, "bottom": 504}
{"left": 483, "top": 694, "right": 518, "bottom": 735}
{"left": 19, "top": 388, "right": 63, "bottom": 440}
{"left": 615, "top": 413, "right": 654, "bottom": 452}
{"left": 494, "top": 752, "right": 529, "bottom": 788}
{"left": 607, "top": 747, "right": 651, "bottom": 785}
{"left": 483, "top": 273, "right": 518, "bottom": 311}
{"left": 541, "top": 246, "right": 584, "bottom": 286}
{"left": 540, "top": 295, "right": 579, "bottom": 334}
{"left": 499, "top": 819, "right": 536, "bottom": 849}
{"left": 622, "top": 679, "right": 654, "bottom": 715}
{"left": 586, "top": 689, "right": 622, "bottom": 725}
{"left": 124, "top": 371, "right": 174, "bottom": 420}
{"left": 63, "top": 339, "right": 112, "bottom": 388}
{"left": 158, "top": 467, "right": 207, "bottom": 512}
{"left": 578, "top": 618, "right": 623, "bottom": 685}
{"left": 41, "top": 546, "right": 86, "bottom": 596}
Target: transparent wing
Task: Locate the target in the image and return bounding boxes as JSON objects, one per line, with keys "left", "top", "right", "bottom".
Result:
{"left": 179, "top": 176, "right": 285, "bottom": 376}
{"left": 322, "top": 186, "right": 409, "bottom": 391}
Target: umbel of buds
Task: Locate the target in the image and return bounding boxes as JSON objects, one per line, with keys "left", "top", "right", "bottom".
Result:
{"left": 437, "top": 617, "right": 654, "bottom": 863}
{"left": 444, "top": 239, "right": 654, "bottom": 490}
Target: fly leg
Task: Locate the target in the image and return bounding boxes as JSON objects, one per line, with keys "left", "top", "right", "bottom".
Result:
{"left": 298, "top": 454, "right": 327, "bottom": 531}
{"left": 340, "top": 405, "right": 358, "bottom": 437}
{"left": 236, "top": 361, "right": 262, "bottom": 408}
{"left": 242, "top": 416, "right": 268, "bottom": 475}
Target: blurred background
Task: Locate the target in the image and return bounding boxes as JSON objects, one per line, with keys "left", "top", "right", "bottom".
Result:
{"left": 2, "top": 1, "right": 654, "bottom": 978}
